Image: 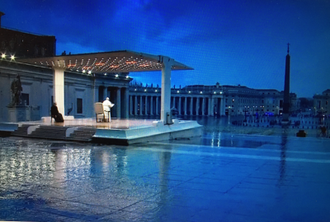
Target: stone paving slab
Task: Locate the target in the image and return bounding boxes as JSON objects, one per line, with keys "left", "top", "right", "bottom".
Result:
{"left": 1, "top": 134, "right": 330, "bottom": 221}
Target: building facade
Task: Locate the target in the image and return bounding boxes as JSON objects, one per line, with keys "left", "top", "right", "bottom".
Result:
{"left": 0, "top": 27, "right": 56, "bottom": 59}
{"left": 128, "top": 82, "right": 299, "bottom": 118}
{"left": 0, "top": 59, "right": 131, "bottom": 122}
{"left": 128, "top": 82, "right": 226, "bottom": 117}
{"left": 0, "top": 58, "right": 300, "bottom": 122}
{"left": 313, "top": 89, "right": 330, "bottom": 116}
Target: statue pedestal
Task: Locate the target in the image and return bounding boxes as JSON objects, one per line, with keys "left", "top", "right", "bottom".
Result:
{"left": 7, "top": 106, "right": 31, "bottom": 122}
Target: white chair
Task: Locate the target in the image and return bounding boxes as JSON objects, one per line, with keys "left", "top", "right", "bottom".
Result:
{"left": 94, "top": 102, "right": 105, "bottom": 122}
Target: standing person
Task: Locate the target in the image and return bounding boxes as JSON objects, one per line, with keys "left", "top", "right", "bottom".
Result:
{"left": 51, "top": 102, "right": 64, "bottom": 122}
{"left": 102, "top": 97, "right": 114, "bottom": 122}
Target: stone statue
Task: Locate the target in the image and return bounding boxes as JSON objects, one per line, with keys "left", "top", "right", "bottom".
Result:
{"left": 9, "top": 75, "right": 23, "bottom": 107}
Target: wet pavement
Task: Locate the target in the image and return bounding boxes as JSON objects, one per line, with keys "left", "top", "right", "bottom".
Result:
{"left": 1, "top": 133, "right": 330, "bottom": 222}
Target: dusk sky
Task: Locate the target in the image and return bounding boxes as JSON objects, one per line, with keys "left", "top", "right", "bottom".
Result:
{"left": 1, "top": 0, "right": 330, "bottom": 98}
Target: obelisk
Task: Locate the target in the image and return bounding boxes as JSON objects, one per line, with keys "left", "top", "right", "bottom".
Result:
{"left": 282, "top": 43, "right": 290, "bottom": 124}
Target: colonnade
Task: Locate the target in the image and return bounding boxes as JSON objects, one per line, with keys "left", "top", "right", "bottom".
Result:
{"left": 97, "top": 86, "right": 129, "bottom": 118}
{"left": 129, "top": 94, "right": 226, "bottom": 116}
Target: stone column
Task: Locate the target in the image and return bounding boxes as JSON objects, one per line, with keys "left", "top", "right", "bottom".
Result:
{"left": 161, "top": 57, "right": 173, "bottom": 124}
{"left": 134, "top": 96, "right": 138, "bottom": 115}
{"left": 209, "top": 97, "right": 214, "bottom": 116}
{"left": 220, "top": 98, "right": 225, "bottom": 116}
{"left": 103, "top": 87, "right": 108, "bottom": 100}
{"left": 123, "top": 87, "right": 129, "bottom": 118}
{"left": 116, "top": 87, "right": 121, "bottom": 119}
{"left": 184, "top": 97, "right": 187, "bottom": 116}
{"left": 178, "top": 97, "right": 182, "bottom": 115}
{"left": 156, "top": 96, "right": 159, "bottom": 115}
{"left": 150, "top": 96, "right": 154, "bottom": 116}
{"left": 139, "top": 95, "right": 143, "bottom": 116}
{"left": 145, "top": 95, "right": 148, "bottom": 116}
{"left": 202, "top": 97, "right": 205, "bottom": 115}
{"left": 94, "top": 85, "right": 98, "bottom": 103}
{"left": 129, "top": 95, "right": 133, "bottom": 116}
{"left": 190, "top": 97, "right": 193, "bottom": 116}
{"left": 53, "top": 68, "right": 65, "bottom": 115}
{"left": 196, "top": 97, "right": 199, "bottom": 116}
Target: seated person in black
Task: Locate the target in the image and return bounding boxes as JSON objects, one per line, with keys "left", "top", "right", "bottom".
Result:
{"left": 51, "top": 102, "right": 64, "bottom": 122}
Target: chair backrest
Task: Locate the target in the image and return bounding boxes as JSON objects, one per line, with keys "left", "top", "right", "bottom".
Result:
{"left": 94, "top": 102, "right": 104, "bottom": 114}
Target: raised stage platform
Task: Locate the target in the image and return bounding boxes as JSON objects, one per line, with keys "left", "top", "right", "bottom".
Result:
{"left": 0, "top": 118, "right": 202, "bottom": 145}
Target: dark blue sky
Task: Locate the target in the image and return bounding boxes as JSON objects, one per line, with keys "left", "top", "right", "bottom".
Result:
{"left": 1, "top": 0, "right": 330, "bottom": 98}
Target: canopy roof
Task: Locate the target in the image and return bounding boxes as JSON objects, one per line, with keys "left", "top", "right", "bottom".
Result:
{"left": 18, "top": 50, "right": 193, "bottom": 73}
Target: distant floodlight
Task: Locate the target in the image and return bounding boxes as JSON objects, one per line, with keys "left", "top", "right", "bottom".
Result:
{"left": 88, "top": 70, "right": 92, "bottom": 74}
{"left": 10, "top": 55, "right": 15, "bottom": 60}
{"left": 1, "top": 54, "right": 6, "bottom": 59}
{"left": 126, "top": 75, "right": 129, "bottom": 78}
{"left": 82, "top": 70, "right": 86, "bottom": 73}
{"left": 115, "top": 74, "right": 119, "bottom": 77}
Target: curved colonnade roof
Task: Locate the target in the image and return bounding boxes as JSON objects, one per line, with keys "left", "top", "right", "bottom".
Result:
{"left": 17, "top": 50, "right": 193, "bottom": 74}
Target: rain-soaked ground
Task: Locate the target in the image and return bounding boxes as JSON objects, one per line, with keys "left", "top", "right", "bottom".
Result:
{"left": 1, "top": 130, "right": 330, "bottom": 221}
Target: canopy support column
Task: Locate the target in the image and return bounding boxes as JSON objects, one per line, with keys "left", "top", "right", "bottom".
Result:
{"left": 53, "top": 68, "right": 65, "bottom": 116}
{"left": 160, "top": 56, "right": 173, "bottom": 125}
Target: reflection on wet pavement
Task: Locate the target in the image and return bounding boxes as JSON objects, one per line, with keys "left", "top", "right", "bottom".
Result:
{"left": 1, "top": 134, "right": 330, "bottom": 221}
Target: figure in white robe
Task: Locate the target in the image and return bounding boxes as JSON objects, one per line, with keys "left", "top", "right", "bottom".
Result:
{"left": 102, "top": 97, "right": 114, "bottom": 121}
